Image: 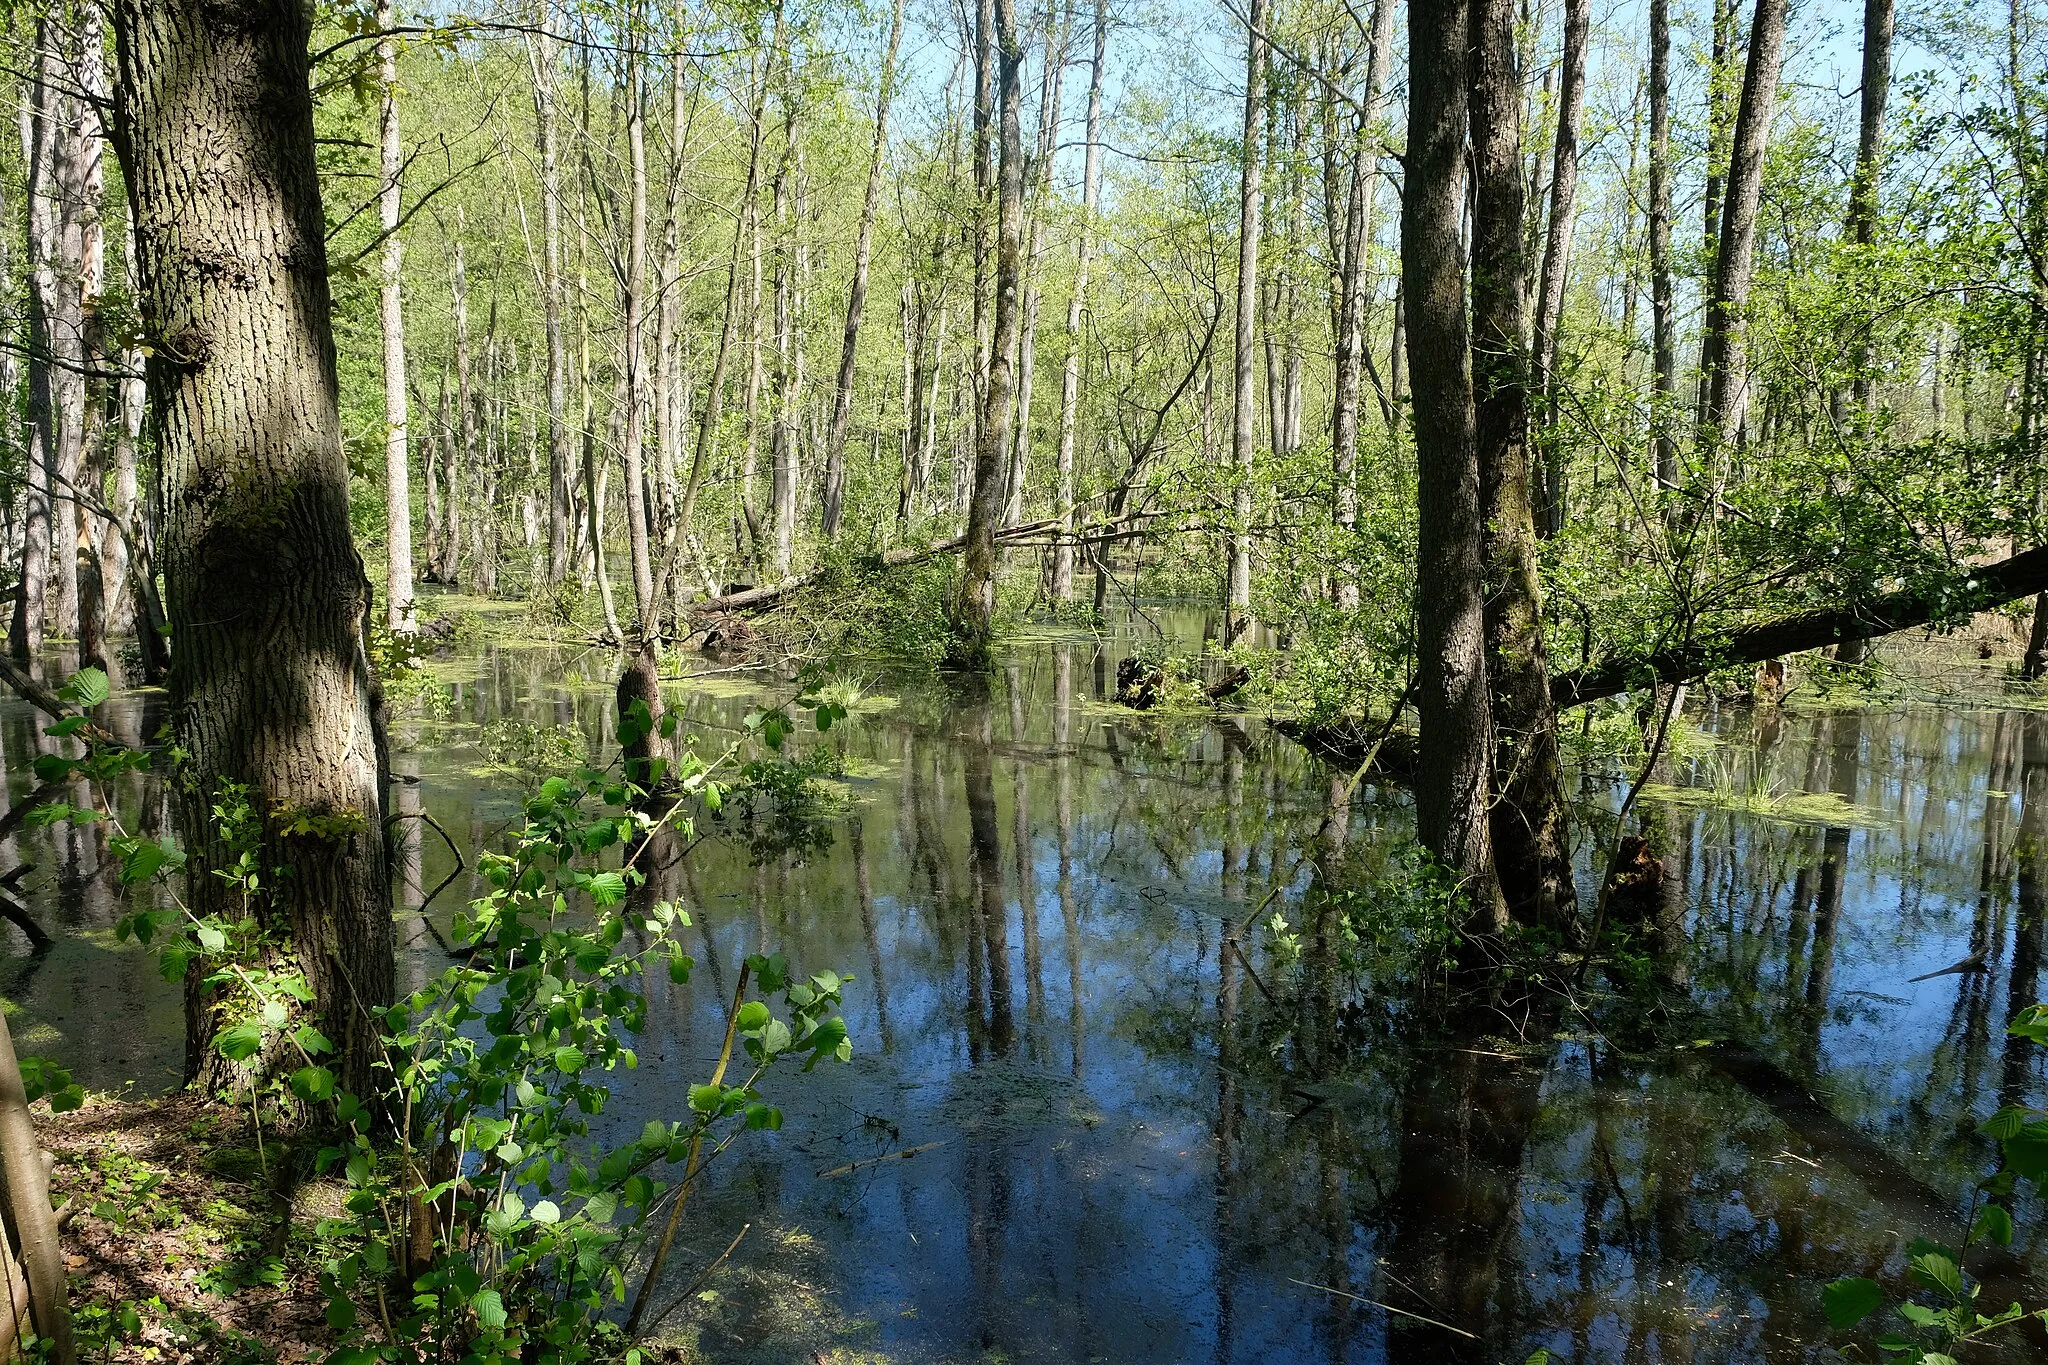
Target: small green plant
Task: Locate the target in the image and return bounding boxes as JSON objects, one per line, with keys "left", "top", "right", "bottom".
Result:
{"left": 309, "top": 759, "right": 853, "bottom": 1363}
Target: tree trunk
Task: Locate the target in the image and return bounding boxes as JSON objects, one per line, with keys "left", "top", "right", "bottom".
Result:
{"left": 949, "top": 0, "right": 1025, "bottom": 667}
{"left": 1648, "top": 0, "right": 1677, "bottom": 492}
{"left": 109, "top": 0, "right": 395, "bottom": 1099}
{"left": 622, "top": 24, "right": 657, "bottom": 632}
{"left": 1405, "top": 0, "right": 1505, "bottom": 928}
{"left": 0, "top": 1005, "right": 71, "bottom": 1365}
{"left": 769, "top": 91, "right": 801, "bottom": 580}
{"left": 678, "top": 12, "right": 777, "bottom": 550}
{"left": 376, "top": 0, "right": 415, "bottom": 633}
{"left": 1470, "top": 0, "right": 1574, "bottom": 929}
{"left": 1006, "top": 10, "right": 1069, "bottom": 529}
{"left": 1329, "top": 0, "right": 1393, "bottom": 611}
{"left": 10, "top": 33, "right": 57, "bottom": 668}
{"left": 1845, "top": 0, "right": 1894, "bottom": 413}
{"left": 445, "top": 207, "right": 474, "bottom": 586}
{"left": 531, "top": 5, "right": 573, "bottom": 585}
{"left": 109, "top": 208, "right": 147, "bottom": 637}
{"left": 1225, "top": 0, "right": 1267, "bottom": 645}
{"left": 48, "top": 9, "right": 100, "bottom": 657}
{"left": 821, "top": 0, "right": 907, "bottom": 539}
{"left": 1699, "top": 0, "right": 1791, "bottom": 451}
{"left": 1531, "top": 0, "right": 1588, "bottom": 537}
{"left": 1052, "top": 0, "right": 1106, "bottom": 603}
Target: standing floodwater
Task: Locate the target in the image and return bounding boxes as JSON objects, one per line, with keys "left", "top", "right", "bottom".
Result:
{"left": 4, "top": 629, "right": 2046, "bottom": 1363}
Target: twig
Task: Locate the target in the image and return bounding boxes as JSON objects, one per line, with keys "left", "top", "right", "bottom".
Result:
{"left": 815, "top": 1142, "right": 944, "bottom": 1179}
{"left": 1286, "top": 1278, "right": 1477, "bottom": 1338}
{"left": 643, "top": 1221, "right": 753, "bottom": 1335}
{"left": 625, "top": 960, "right": 751, "bottom": 1338}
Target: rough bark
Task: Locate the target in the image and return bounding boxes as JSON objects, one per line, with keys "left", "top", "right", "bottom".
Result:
{"left": 1405, "top": 0, "right": 1505, "bottom": 927}
{"left": 110, "top": 0, "right": 395, "bottom": 1098}
{"left": 1531, "top": 0, "right": 1588, "bottom": 537}
{"left": 821, "top": 0, "right": 907, "bottom": 539}
{"left": 948, "top": 0, "right": 1025, "bottom": 667}
{"left": 1469, "top": 0, "right": 1573, "bottom": 928}
{"left": 1051, "top": 0, "right": 1106, "bottom": 603}
{"left": 1699, "top": 0, "right": 1792, "bottom": 450}
{"left": 1225, "top": 0, "right": 1267, "bottom": 645}
{"left": 376, "top": 0, "right": 415, "bottom": 633}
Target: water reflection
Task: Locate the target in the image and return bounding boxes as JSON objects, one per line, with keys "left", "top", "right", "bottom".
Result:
{"left": 3, "top": 624, "right": 2047, "bottom": 1360}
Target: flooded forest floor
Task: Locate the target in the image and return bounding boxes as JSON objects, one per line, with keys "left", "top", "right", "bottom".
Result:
{"left": 9, "top": 597, "right": 2048, "bottom": 1363}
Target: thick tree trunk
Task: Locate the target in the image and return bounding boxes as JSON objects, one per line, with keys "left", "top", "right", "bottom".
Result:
{"left": 1699, "top": 0, "right": 1791, "bottom": 450}
{"left": 1051, "top": 0, "right": 1106, "bottom": 603}
{"left": 1531, "top": 0, "right": 1588, "bottom": 537}
{"left": 1648, "top": 0, "right": 1677, "bottom": 492}
{"left": 1405, "top": 0, "right": 1505, "bottom": 927}
{"left": 110, "top": 0, "right": 395, "bottom": 1099}
{"left": 821, "top": 0, "right": 906, "bottom": 539}
{"left": 376, "top": 0, "right": 415, "bottom": 633}
{"left": 949, "top": 0, "right": 1025, "bottom": 667}
{"left": 1225, "top": 0, "right": 1267, "bottom": 645}
{"left": 1469, "top": 0, "right": 1573, "bottom": 928}
{"left": 531, "top": 6, "right": 573, "bottom": 585}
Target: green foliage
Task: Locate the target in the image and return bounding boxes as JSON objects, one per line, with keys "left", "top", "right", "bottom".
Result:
{"left": 17, "top": 1054, "right": 83, "bottom": 1113}
{"left": 306, "top": 761, "right": 853, "bottom": 1365}
{"left": 1264, "top": 845, "right": 1467, "bottom": 981}
{"left": 478, "top": 718, "right": 589, "bottom": 783}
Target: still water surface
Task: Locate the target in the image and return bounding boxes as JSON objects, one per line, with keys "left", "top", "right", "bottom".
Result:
{"left": 5, "top": 619, "right": 2047, "bottom": 1363}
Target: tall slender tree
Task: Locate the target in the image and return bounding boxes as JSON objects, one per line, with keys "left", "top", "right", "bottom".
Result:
{"left": 1531, "top": 0, "right": 1589, "bottom": 536}
{"left": 1051, "top": 0, "right": 1106, "bottom": 603}
{"left": 1470, "top": 0, "right": 1573, "bottom": 927}
{"left": 1699, "top": 0, "right": 1792, "bottom": 450}
{"left": 1225, "top": 0, "right": 1267, "bottom": 645}
{"left": 1406, "top": 0, "right": 1506, "bottom": 926}
{"left": 949, "top": 0, "right": 1025, "bottom": 665}
{"left": 376, "top": 0, "right": 415, "bottom": 632}
{"left": 821, "top": 0, "right": 908, "bottom": 539}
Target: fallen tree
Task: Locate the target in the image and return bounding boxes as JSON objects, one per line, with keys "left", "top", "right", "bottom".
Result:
{"left": 683, "top": 509, "right": 1172, "bottom": 618}
{"left": 1551, "top": 545, "right": 2048, "bottom": 707}
{"left": 1282, "top": 546, "right": 2048, "bottom": 768}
